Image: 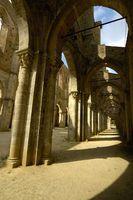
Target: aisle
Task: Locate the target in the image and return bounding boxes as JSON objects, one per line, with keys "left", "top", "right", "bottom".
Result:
{"left": 0, "top": 128, "right": 133, "bottom": 200}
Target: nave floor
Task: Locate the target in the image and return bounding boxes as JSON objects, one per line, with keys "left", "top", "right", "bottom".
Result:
{"left": 0, "top": 128, "right": 133, "bottom": 200}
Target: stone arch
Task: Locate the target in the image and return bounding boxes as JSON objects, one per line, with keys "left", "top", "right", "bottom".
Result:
{"left": 86, "top": 59, "right": 126, "bottom": 82}
{"left": 0, "top": 1, "right": 18, "bottom": 73}
{"left": 95, "top": 82, "right": 124, "bottom": 96}
{"left": 46, "top": 0, "right": 131, "bottom": 60}
{"left": 11, "top": 0, "right": 30, "bottom": 51}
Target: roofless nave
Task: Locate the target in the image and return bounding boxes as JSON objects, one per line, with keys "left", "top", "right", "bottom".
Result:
{"left": 0, "top": 0, "right": 132, "bottom": 172}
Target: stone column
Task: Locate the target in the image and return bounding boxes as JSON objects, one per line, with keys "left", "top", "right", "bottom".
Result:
{"left": 77, "top": 93, "right": 81, "bottom": 141}
{"left": 107, "top": 116, "right": 111, "bottom": 130}
{"left": 39, "top": 58, "right": 63, "bottom": 165}
{"left": 127, "top": 36, "right": 133, "bottom": 143}
{"left": 99, "top": 111, "right": 102, "bottom": 132}
{"left": 93, "top": 108, "right": 97, "bottom": 135}
{"left": 90, "top": 107, "right": 94, "bottom": 135}
{"left": 124, "top": 92, "right": 132, "bottom": 143}
{"left": 87, "top": 102, "right": 91, "bottom": 139}
{"left": 22, "top": 51, "right": 47, "bottom": 166}
{"left": 8, "top": 49, "right": 33, "bottom": 168}
{"left": 101, "top": 113, "right": 105, "bottom": 131}
{"left": 68, "top": 91, "right": 79, "bottom": 141}
{"left": 84, "top": 93, "right": 89, "bottom": 140}
{"left": 81, "top": 92, "right": 85, "bottom": 141}
{"left": 97, "top": 112, "right": 100, "bottom": 133}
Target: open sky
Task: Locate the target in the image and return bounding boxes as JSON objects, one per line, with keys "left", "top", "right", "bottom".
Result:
{"left": 62, "top": 6, "right": 128, "bottom": 74}
{"left": 94, "top": 6, "right": 128, "bottom": 47}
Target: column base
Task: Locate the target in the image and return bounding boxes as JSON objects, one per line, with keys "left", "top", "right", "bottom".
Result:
{"left": 7, "top": 158, "right": 21, "bottom": 168}
{"left": 40, "top": 156, "right": 53, "bottom": 166}
{"left": 42, "top": 159, "right": 52, "bottom": 166}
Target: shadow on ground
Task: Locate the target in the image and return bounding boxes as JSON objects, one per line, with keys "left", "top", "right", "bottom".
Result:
{"left": 89, "top": 161, "right": 133, "bottom": 200}
{"left": 53, "top": 128, "right": 133, "bottom": 200}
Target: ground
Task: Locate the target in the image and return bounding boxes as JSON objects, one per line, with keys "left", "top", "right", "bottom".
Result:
{"left": 0, "top": 128, "right": 133, "bottom": 200}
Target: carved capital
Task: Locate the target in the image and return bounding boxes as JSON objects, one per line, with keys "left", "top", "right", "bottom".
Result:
{"left": 17, "top": 49, "right": 33, "bottom": 70}
{"left": 70, "top": 91, "right": 80, "bottom": 99}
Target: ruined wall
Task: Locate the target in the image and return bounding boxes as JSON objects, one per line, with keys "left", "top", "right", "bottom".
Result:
{"left": 54, "top": 65, "right": 69, "bottom": 127}
{"left": 0, "top": 0, "right": 18, "bottom": 131}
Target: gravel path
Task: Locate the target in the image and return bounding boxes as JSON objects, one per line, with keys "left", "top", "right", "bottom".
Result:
{"left": 0, "top": 128, "right": 133, "bottom": 200}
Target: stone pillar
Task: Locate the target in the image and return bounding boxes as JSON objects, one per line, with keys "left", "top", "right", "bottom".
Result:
{"left": 97, "top": 112, "right": 100, "bottom": 133}
{"left": 99, "top": 111, "right": 103, "bottom": 132}
{"left": 22, "top": 51, "right": 47, "bottom": 166}
{"left": 68, "top": 91, "right": 79, "bottom": 141}
{"left": 39, "top": 58, "right": 63, "bottom": 165}
{"left": 81, "top": 92, "right": 85, "bottom": 141}
{"left": 124, "top": 92, "right": 132, "bottom": 143}
{"left": 8, "top": 49, "right": 33, "bottom": 168}
{"left": 101, "top": 113, "right": 105, "bottom": 131}
{"left": 93, "top": 109, "right": 97, "bottom": 135}
{"left": 87, "top": 102, "right": 91, "bottom": 138}
{"left": 104, "top": 114, "right": 107, "bottom": 130}
{"left": 77, "top": 93, "right": 81, "bottom": 141}
{"left": 127, "top": 35, "right": 133, "bottom": 143}
{"left": 107, "top": 116, "right": 111, "bottom": 130}
{"left": 90, "top": 107, "right": 94, "bottom": 135}
{"left": 76, "top": 91, "right": 88, "bottom": 141}
{"left": 83, "top": 93, "right": 89, "bottom": 141}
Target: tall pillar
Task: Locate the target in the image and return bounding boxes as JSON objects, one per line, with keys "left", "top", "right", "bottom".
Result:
{"left": 77, "top": 93, "right": 81, "bottom": 141}
{"left": 93, "top": 107, "right": 98, "bottom": 135}
{"left": 87, "top": 102, "right": 91, "bottom": 139}
{"left": 97, "top": 112, "right": 100, "bottom": 133}
{"left": 127, "top": 35, "right": 133, "bottom": 143}
{"left": 80, "top": 92, "right": 85, "bottom": 141}
{"left": 68, "top": 91, "right": 79, "bottom": 141}
{"left": 8, "top": 49, "right": 33, "bottom": 168}
{"left": 90, "top": 107, "right": 94, "bottom": 135}
{"left": 99, "top": 111, "right": 103, "bottom": 132}
{"left": 124, "top": 91, "right": 132, "bottom": 143}
{"left": 39, "top": 58, "right": 63, "bottom": 165}
{"left": 107, "top": 116, "right": 111, "bottom": 130}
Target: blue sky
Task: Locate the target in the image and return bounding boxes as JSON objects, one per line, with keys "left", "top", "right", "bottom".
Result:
{"left": 62, "top": 6, "right": 128, "bottom": 74}
{"left": 94, "top": 6, "right": 128, "bottom": 47}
